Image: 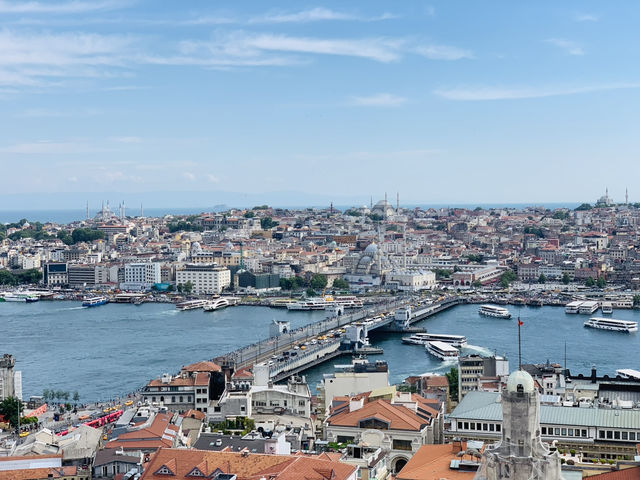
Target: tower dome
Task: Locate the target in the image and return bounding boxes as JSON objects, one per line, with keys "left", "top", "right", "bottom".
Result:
{"left": 506, "top": 370, "right": 535, "bottom": 394}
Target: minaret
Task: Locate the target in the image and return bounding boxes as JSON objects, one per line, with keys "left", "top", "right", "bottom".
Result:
{"left": 140, "top": 203, "right": 144, "bottom": 217}
{"left": 86, "top": 201, "right": 89, "bottom": 220}
{"left": 122, "top": 200, "right": 126, "bottom": 220}
{"left": 626, "top": 188, "right": 629, "bottom": 205}
{"left": 474, "top": 371, "right": 562, "bottom": 480}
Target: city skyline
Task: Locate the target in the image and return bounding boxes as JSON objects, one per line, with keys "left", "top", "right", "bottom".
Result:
{"left": 2, "top": 1, "right": 640, "bottom": 205}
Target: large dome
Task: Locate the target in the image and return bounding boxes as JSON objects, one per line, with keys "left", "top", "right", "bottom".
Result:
{"left": 364, "top": 243, "right": 378, "bottom": 255}
{"left": 506, "top": 370, "right": 535, "bottom": 394}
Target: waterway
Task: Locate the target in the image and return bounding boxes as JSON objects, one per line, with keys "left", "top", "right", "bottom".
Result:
{"left": 0, "top": 302, "right": 325, "bottom": 402}
{"left": 2, "top": 302, "right": 639, "bottom": 401}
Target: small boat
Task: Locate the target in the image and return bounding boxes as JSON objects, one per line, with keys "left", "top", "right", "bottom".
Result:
{"left": 176, "top": 299, "right": 209, "bottom": 311}
{"left": 584, "top": 317, "right": 638, "bottom": 333}
{"left": 478, "top": 304, "right": 511, "bottom": 319}
{"left": 82, "top": 296, "right": 109, "bottom": 307}
{"left": 425, "top": 341, "right": 460, "bottom": 360}
{"left": 2, "top": 292, "right": 39, "bottom": 302}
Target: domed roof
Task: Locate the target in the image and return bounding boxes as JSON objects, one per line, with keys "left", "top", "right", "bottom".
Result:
{"left": 364, "top": 243, "right": 378, "bottom": 255}
{"left": 191, "top": 241, "right": 202, "bottom": 252}
{"left": 506, "top": 370, "right": 535, "bottom": 394}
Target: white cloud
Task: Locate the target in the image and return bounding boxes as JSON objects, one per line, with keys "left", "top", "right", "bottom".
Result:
{"left": 0, "top": 0, "right": 127, "bottom": 14}
{"left": 434, "top": 83, "right": 640, "bottom": 101}
{"left": 424, "top": 5, "right": 436, "bottom": 16}
{"left": 350, "top": 93, "right": 407, "bottom": 107}
{"left": 110, "top": 136, "right": 142, "bottom": 143}
{"left": 576, "top": 13, "right": 598, "bottom": 22}
{"left": 415, "top": 45, "right": 473, "bottom": 60}
{"left": 0, "top": 141, "right": 100, "bottom": 154}
{"left": 207, "top": 174, "right": 220, "bottom": 183}
{"left": 545, "top": 38, "right": 584, "bottom": 56}
{"left": 183, "top": 172, "right": 196, "bottom": 181}
{"left": 249, "top": 7, "right": 395, "bottom": 24}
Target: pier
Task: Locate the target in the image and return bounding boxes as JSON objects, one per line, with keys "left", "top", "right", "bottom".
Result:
{"left": 215, "top": 296, "right": 464, "bottom": 381}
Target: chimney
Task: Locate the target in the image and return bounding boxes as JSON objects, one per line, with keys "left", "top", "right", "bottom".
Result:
{"left": 591, "top": 365, "right": 597, "bottom": 384}
{"left": 349, "top": 398, "right": 364, "bottom": 412}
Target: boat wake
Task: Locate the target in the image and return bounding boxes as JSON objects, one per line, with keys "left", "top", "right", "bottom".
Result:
{"left": 461, "top": 344, "right": 494, "bottom": 357}
{"left": 59, "top": 306, "right": 84, "bottom": 311}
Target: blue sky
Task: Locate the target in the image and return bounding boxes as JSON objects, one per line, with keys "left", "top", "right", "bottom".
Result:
{"left": 1, "top": 0, "right": 639, "bottom": 207}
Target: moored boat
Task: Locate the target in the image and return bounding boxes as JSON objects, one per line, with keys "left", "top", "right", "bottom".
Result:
{"left": 584, "top": 317, "right": 638, "bottom": 333}
{"left": 478, "top": 304, "right": 511, "bottom": 319}
{"left": 402, "top": 333, "right": 467, "bottom": 347}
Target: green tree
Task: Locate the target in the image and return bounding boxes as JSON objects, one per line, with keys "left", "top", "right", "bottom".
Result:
{"left": 500, "top": 270, "right": 517, "bottom": 288}
{"left": 562, "top": 273, "right": 571, "bottom": 285}
{"left": 633, "top": 294, "right": 640, "bottom": 307}
{"left": 260, "top": 217, "right": 279, "bottom": 229}
{"left": 445, "top": 367, "right": 459, "bottom": 402}
{"left": 332, "top": 278, "right": 350, "bottom": 290}
{"left": 305, "top": 287, "right": 316, "bottom": 297}
{"left": 472, "top": 280, "right": 483, "bottom": 288}
{"left": 73, "top": 391, "right": 80, "bottom": 404}
{"left": 177, "top": 283, "right": 183, "bottom": 293}
{"left": 42, "top": 389, "right": 51, "bottom": 403}
{"left": 243, "top": 211, "right": 255, "bottom": 218}
{"left": 596, "top": 276, "right": 606, "bottom": 288}
{"left": 434, "top": 269, "right": 452, "bottom": 279}
{"left": 279, "top": 278, "right": 293, "bottom": 290}
{"left": 310, "top": 274, "right": 328, "bottom": 290}
{"left": 71, "top": 228, "right": 106, "bottom": 244}
{"left": 575, "top": 203, "right": 592, "bottom": 211}
{"left": 0, "top": 397, "right": 24, "bottom": 428}
{"left": 182, "top": 281, "right": 194, "bottom": 294}
{"left": 585, "top": 277, "right": 596, "bottom": 287}
{"left": 0, "top": 270, "right": 17, "bottom": 285}
{"left": 538, "top": 273, "right": 547, "bottom": 284}
{"left": 367, "top": 213, "right": 384, "bottom": 222}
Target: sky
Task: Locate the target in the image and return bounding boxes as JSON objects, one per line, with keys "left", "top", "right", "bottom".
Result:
{"left": 1, "top": 0, "right": 639, "bottom": 208}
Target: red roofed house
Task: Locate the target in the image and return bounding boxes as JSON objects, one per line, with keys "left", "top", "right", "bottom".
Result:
{"left": 140, "top": 447, "right": 357, "bottom": 480}
{"left": 325, "top": 391, "right": 443, "bottom": 475}
{"left": 105, "top": 412, "right": 180, "bottom": 454}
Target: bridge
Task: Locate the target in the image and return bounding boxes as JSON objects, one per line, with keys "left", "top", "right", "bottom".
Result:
{"left": 214, "top": 296, "right": 465, "bottom": 381}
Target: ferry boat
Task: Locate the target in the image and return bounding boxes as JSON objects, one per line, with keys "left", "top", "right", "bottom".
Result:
{"left": 425, "top": 341, "right": 460, "bottom": 360}
{"left": 176, "top": 299, "right": 209, "bottom": 311}
{"left": 286, "top": 298, "right": 327, "bottom": 311}
{"left": 1, "top": 292, "right": 39, "bottom": 302}
{"left": 565, "top": 301, "right": 583, "bottom": 314}
{"left": 584, "top": 317, "right": 638, "bottom": 333}
{"left": 578, "top": 301, "right": 599, "bottom": 314}
{"left": 478, "top": 304, "right": 511, "bottom": 319}
{"left": 286, "top": 295, "right": 363, "bottom": 311}
{"left": 601, "top": 302, "right": 613, "bottom": 314}
{"left": 402, "top": 333, "right": 467, "bottom": 347}
{"left": 203, "top": 297, "right": 231, "bottom": 312}
{"left": 82, "top": 295, "right": 109, "bottom": 307}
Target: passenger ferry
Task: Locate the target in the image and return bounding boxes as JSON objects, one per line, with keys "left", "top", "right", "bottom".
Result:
{"left": 564, "top": 301, "right": 583, "bottom": 314}
{"left": 82, "top": 295, "right": 109, "bottom": 307}
{"left": 175, "top": 299, "right": 209, "bottom": 311}
{"left": 1, "top": 292, "right": 39, "bottom": 302}
{"left": 578, "top": 301, "right": 599, "bottom": 314}
{"left": 616, "top": 369, "right": 640, "bottom": 380}
{"left": 287, "top": 295, "right": 364, "bottom": 311}
{"left": 478, "top": 304, "right": 511, "bottom": 319}
{"left": 203, "top": 297, "right": 232, "bottom": 312}
{"left": 425, "top": 341, "right": 460, "bottom": 360}
{"left": 286, "top": 298, "right": 327, "bottom": 311}
{"left": 601, "top": 302, "right": 613, "bottom": 314}
{"left": 402, "top": 333, "right": 467, "bottom": 347}
{"left": 584, "top": 317, "right": 638, "bottom": 333}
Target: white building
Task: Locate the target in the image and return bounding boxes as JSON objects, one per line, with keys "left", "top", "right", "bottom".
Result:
{"left": 386, "top": 270, "right": 436, "bottom": 291}
{"left": 176, "top": 263, "right": 231, "bottom": 294}
{"left": 121, "top": 262, "right": 161, "bottom": 291}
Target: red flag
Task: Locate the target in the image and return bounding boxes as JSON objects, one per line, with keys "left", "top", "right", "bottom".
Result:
{"left": 518, "top": 320, "right": 524, "bottom": 326}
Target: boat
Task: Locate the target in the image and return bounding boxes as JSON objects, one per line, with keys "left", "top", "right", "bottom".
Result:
{"left": 601, "top": 302, "right": 613, "bottom": 314}
{"left": 425, "top": 341, "right": 460, "bottom": 360}
{"left": 82, "top": 296, "right": 109, "bottom": 307}
{"left": 584, "top": 317, "right": 638, "bottom": 333}
{"left": 565, "top": 301, "right": 583, "bottom": 314}
{"left": 203, "top": 297, "right": 231, "bottom": 312}
{"left": 1, "top": 292, "right": 39, "bottom": 302}
{"left": 478, "top": 304, "right": 511, "bottom": 319}
{"left": 402, "top": 333, "right": 467, "bottom": 347}
{"left": 328, "top": 295, "right": 364, "bottom": 309}
{"left": 286, "top": 298, "right": 330, "bottom": 311}
{"left": 287, "top": 295, "right": 364, "bottom": 311}
{"left": 175, "top": 299, "right": 209, "bottom": 311}
{"left": 578, "top": 301, "right": 599, "bottom": 314}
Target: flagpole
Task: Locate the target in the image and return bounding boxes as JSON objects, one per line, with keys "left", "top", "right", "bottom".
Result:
{"left": 518, "top": 315, "right": 522, "bottom": 370}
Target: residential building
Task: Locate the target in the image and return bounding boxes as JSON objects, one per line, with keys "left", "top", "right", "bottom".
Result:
{"left": 92, "top": 449, "right": 143, "bottom": 478}
{"left": 67, "top": 264, "right": 96, "bottom": 288}
{"left": 459, "top": 355, "right": 509, "bottom": 400}
{"left": 105, "top": 412, "right": 180, "bottom": 453}
{"left": 121, "top": 262, "right": 161, "bottom": 291}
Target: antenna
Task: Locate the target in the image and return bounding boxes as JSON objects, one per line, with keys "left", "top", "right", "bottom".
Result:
{"left": 140, "top": 203, "right": 144, "bottom": 217}
{"left": 396, "top": 192, "right": 399, "bottom": 213}
{"left": 564, "top": 341, "right": 567, "bottom": 376}
{"left": 518, "top": 314, "right": 523, "bottom": 370}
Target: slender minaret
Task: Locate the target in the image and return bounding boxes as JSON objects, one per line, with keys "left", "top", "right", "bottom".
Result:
{"left": 626, "top": 188, "right": 629, "bottom": 205}
{"left": 140, "top": 203, "right": 144, "bottom": 217}
{"left": 86, "top": 201, "right": 89, "bottom": 220}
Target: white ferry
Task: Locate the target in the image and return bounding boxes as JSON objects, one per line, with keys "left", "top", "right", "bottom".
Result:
{"left": 425, "top": 341, "right": 460, "bottom": 360}
{"left": 616, "top": 369, "right": 640, "bottom": 380}
{"left": 286, "top": 298, "right": 327, "bottom": 311}
{"left": 584, "top": 317, "right": 638, "bottom": 333}
{"left": 478, "top": 304, "right": 511, "bottom": 319}
{"left": 286, "top": 295, "right": 364, "bottom": 311}
{"left": 176, "top": 299, "right": 209, "bottom": 311}
{"left": 203, "top": 297, "right": 231, "bottom": 312}
{"left": 579, "top": 301, "right": 599, "bottom": 314}
{"left": 1, "top": 292, "right": 39, "bottom": 302}
{"left": 601, "top": 302, "right": 613, "bottom": 314}
{"left": 565, "top": 301, "right": 583, "bottom": 314}
{"left": 82, "top": 295, "right": 109, "bottom": 307}
{"left": 402, "top": 333, "right": 467, "bottom": 347}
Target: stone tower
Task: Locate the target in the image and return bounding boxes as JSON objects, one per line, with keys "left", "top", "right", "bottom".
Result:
{"left": 0, "top": 354, "right": 15, "bottom": 401}
{"left": 474, "top": 370, "right": 563, "bottom": 480}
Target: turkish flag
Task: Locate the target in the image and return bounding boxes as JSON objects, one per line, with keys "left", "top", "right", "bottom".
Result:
{"left": 518, "top": 320, "right": 524, "bottom": 326}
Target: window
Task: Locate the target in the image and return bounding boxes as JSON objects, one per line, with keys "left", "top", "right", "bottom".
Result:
{"left": 490, "top": 424, "right": 495, "bottom": 432}
{"left": 179, "top": 396, "right": 184, "bottom": 403}
{"left": 555, "top": 428, "right": 560, "bottom": 435}
{"left": 542, "top": 427, "right": 547, "bottom": 435}
{"left": 299, "top": 400, "right": 306, "bottom": 406}
{"left": 393, "top": 439, "right": 413, "bottom": 451}
{"left": 607, "top": 431, "right": 613, "bottom": 439}
{"left": 568, "top": 429, "right": 574, "bottom": 436}
{"left": 171, "top": 396, "right": 176, "bottom": 403}
{"left": 622, "top": 432, "right": 628, "bottom": 440}
{"left": 483, "top": 424, "right": 488, "bottom": 431}
{"left": 458, "top": 422, "right": 463, "bottom": 429}
{"left": 614, "top": 431, "right": 620, "bottom": 440}
{"left": 464, "top": 422, "right": 469, "bottom": 430}
{"left": 496, "top": 424, "right": 501, "bottom": 432}
{"left": 582, "top": 430, "right": 587, "bottom": 437}
{"left": 599, "top": 431, "right": 605, "bottom": 439}
{"left": 630, "top": 432, "right": 636, "bottom": 441}
{"left": 561, "top": 428, "right": 567, "bottom": 436}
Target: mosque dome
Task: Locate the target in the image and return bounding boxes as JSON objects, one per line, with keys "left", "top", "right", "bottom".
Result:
{"left": 506, "top": 370, "right": 535, "bottom": 394}
{"left": 364, "top": 243, "right": 378, "bottom": 255}
{"left": 191, "top": 241, "right": 202, "bottom": 253}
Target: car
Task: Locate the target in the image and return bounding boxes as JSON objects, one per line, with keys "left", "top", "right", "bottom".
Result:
{"left": 19, "top": 431, "right": 30, "bottom": 437}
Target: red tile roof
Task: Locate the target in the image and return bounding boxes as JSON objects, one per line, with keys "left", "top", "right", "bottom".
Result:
{"left": 182, "top": 361, "right": 221, "bottom": 373}
{"left": 106, "top": 413, "right": 178, "bottom": 451}
{"left": 327, "top": 398, "right": 429, "bottom": 431}
{"left": 587, "top": 467, "right": 640, "bottom": 479}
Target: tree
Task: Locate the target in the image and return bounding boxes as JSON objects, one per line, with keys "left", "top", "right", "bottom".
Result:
{"left": 73, "top": 391, "right": 80, "bottom": 404}
{"left": 310, "top": 274, "right": 328, "bottom": 290}
{"left": 182, "top": 281, "right": 193, "bottom": 294}
{"left": 562, "top": 273, "right": 571, "bottom": 285}
{"left": 575, "top": 203, "right": 592, "bottom": 211}
{"left": 585, "top": 277, "right": 596, "bottom": 287}
{"left": 472, "top": 280, "right": 483, "bottom": 288}
{"left": 332, "top": 278, "right": 350, "bottom": 290}
{"left": 0, "top": 270, "right": 17, "bottom": 285}
{"left": 538, "top": 273, "right": 547, "bottom": 284}
{"left": 71, "top": 228, "right": 106, "bottom": 244}
{"left": 596, "top": 276, "right": 606, "bottom": 288}
{"left": 0, "top": 397, "right": 24, "bottom": 428}
{"left": 500, "top": 270, "right": 517, "bottom": 288}
{"left": 305, "top": 287, "right": 316, "bottom": 297}
{"left": 633, "top": 294, "right": 640, "bottom": 307}
{"left": 260, "top": 217, "right": 279, "bottom": 229}
{"left": 243, "top": 211, "right": 255, "bottom": 218}
{"left": 445, "top": 367, "right": 459, "bottom": 402}
{"left": 177, "top": 283, "right": 183, "bottom": 293}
